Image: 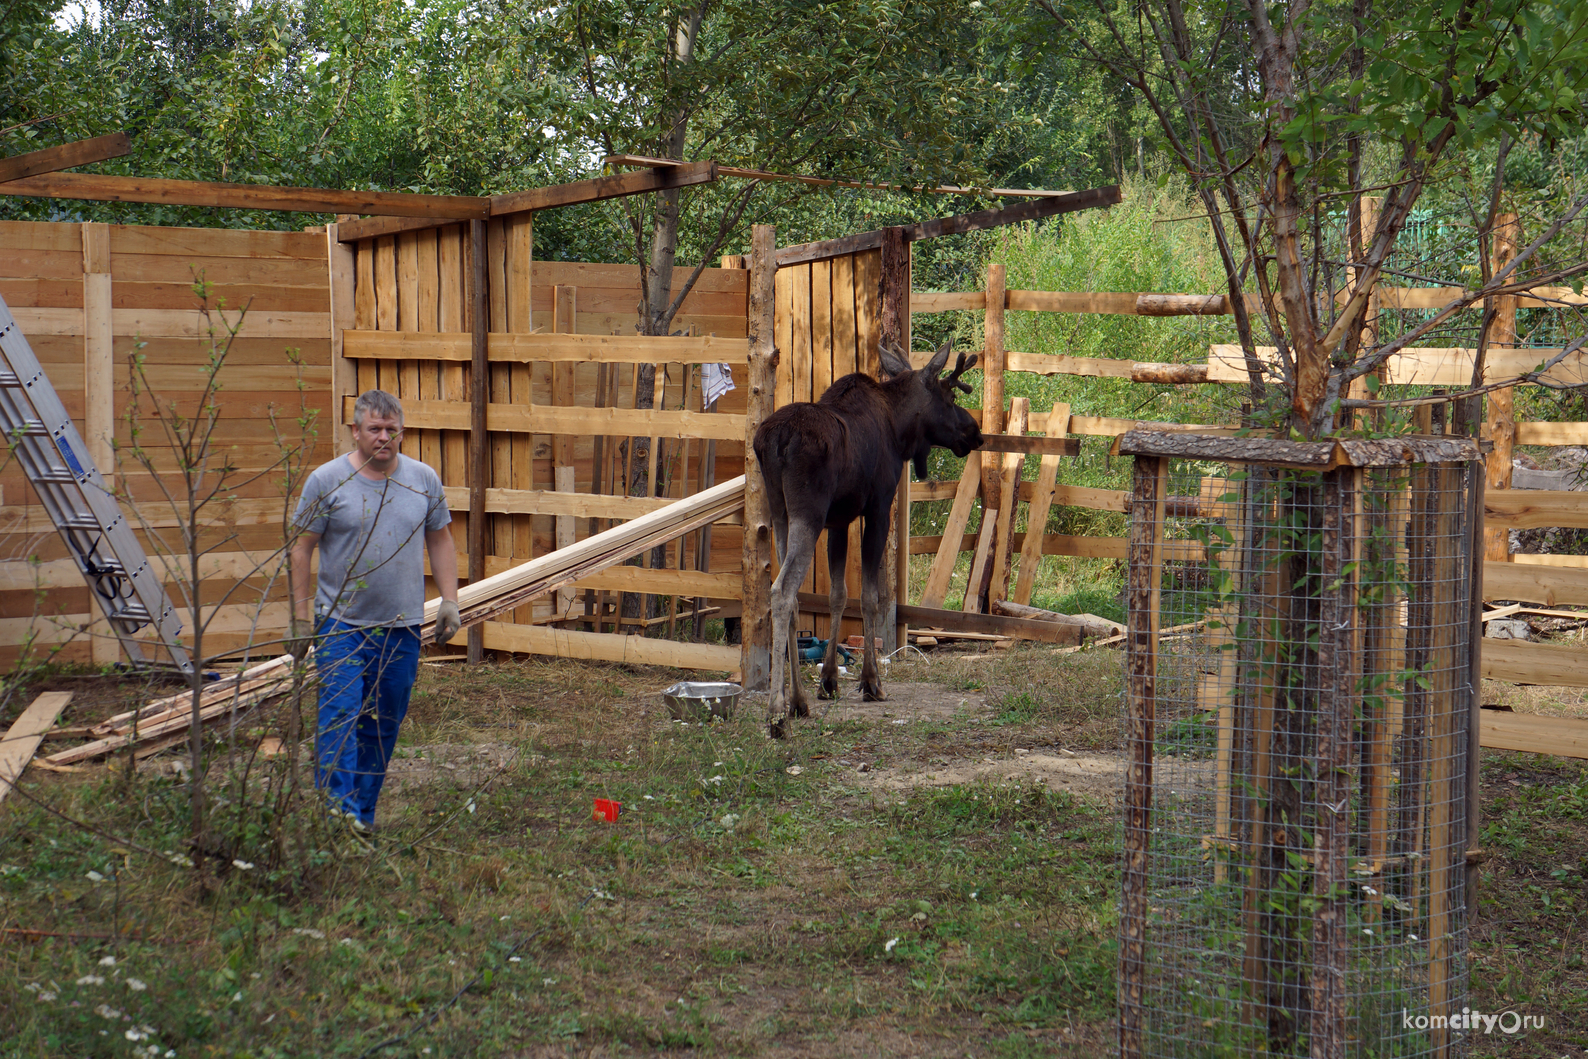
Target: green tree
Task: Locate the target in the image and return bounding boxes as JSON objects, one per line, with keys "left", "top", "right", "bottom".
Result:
{"left": 1034, "top": 0, "right": 1588, "bottom": 437}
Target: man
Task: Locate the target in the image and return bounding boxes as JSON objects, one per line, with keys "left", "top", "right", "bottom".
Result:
{"left": 289, "top": 389, "right": 463, "bottom": 831}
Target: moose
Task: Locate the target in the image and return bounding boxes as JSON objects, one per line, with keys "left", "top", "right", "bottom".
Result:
{"left": 754, "top": 339, "right": 983, "bottom": 738}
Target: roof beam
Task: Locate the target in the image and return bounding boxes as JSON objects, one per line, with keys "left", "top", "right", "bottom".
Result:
{"left": 0, "top": 171, "right": 490, "bottom": 219}
{"left": 775, "top": 184, "right": 1123, "bottom": 267}
{"left": 605, "top": 153, "right": 1069, "bottom": 199}
{"left": 0, "top": 134, "right": 132, "bottom": 184}
{"left": 335, "top": 161, "right": 721, "bottom": 242}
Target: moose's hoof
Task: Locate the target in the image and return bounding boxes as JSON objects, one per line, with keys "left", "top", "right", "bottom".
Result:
{"left": 818, "top": 678, "right": 840, "bottom": 701}
{"left": 768, "top": 719, "right": 789, "bottom": 740}
{"left": 861, "top": 682, "right": 886, "bottom": 703}
{"left": 792, "top": 700, "right": 811, "bottom": 718}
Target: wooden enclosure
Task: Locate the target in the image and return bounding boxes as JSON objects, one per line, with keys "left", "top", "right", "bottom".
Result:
{"left": 0, "top": 219, "right": 333, "bottom": 666}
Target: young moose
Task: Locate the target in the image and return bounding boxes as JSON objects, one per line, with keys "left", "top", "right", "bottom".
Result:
{"left": 754, "top": 339, "right": 983, "bottom": 738}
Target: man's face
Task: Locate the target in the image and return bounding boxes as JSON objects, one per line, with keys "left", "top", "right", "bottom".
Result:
{"left": 354, "top": 412, "right": 403, "bottom": 470}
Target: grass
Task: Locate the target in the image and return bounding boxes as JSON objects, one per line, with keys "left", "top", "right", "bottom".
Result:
{"left": 1, "top": 649, "right": 1584, "bottom": 1057}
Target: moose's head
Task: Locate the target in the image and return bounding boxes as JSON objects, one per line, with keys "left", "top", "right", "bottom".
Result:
{"left": 879, "top": 339, "right": 984, "bottom": 480}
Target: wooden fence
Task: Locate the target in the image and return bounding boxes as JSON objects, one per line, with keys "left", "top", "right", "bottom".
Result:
{"left": 0, "top": 219, "right": 332, "bottom": 667}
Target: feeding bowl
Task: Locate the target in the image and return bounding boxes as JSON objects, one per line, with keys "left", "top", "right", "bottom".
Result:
{"left": 662, "top": 681, "right": 741, "bottom": 721}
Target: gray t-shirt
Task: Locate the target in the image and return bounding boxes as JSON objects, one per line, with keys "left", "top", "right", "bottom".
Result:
{"left": 292, "top": 455, "right": 452, "bottom": 628}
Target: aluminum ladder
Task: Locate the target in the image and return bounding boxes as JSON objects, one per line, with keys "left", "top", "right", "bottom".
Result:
{"left": 0, "top": 293, "right": 192, "bottom": 673}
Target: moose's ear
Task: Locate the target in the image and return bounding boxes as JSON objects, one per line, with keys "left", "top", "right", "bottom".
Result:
{"left": 924, "top": 338, "right": 953, "bottom": 377}
{"left": 878, "top": 342, "right": 912, "bottom": 378}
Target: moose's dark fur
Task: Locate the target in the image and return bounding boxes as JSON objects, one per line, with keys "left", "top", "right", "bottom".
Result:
{"left": 753, "top": 339, "right": 982, "bottom": 738}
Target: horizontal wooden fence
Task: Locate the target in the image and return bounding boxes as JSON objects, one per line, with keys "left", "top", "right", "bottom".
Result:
{"left": 0, "top": 219, "right": 332, "bottom": 667}
{"left": 908, "top": 269, "right": 1588, "bottom": 755}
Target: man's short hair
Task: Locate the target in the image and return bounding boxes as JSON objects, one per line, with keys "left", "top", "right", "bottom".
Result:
{"left": 353, "top": 389, "right": 404, "bottom": 427}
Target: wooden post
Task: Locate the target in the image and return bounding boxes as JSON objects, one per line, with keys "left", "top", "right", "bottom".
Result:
{"left": 1427, "top": 463, "right": 1465, "bottom": 1059}
{"left": 1119, "top": 455, "right": 1166, "bottom": 1059}
{"left": 327, "top": 225, "right": 358, "bottom": 456}
{"left": 467, "top": 219, "right": 489, "bottom": 664}
{"left": 1484, "top": 213, "right": 1520, "bottom": 562}
{"left": 553, "top": 284, "right": 578, "bottom": 619}
{"left": 981, "top": 263, "right": 1007, "bottom": 503}
{"left": 1465, "top": 459, "right": 1486, "bottom": 912}
{"left": 741, "top": 225, "right": 777, "bottom": 690}
{"left": 1308, "top": 467, "right": 1358, "bottom": 1059}
{"left": 880, "top": 226, "right": 910, "bottom": 651}
{"left": 81, "top": 222, "right": 117, "bottom": 666}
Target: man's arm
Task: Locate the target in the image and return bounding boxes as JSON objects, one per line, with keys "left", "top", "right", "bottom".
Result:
{"left": 289, "top": 531, "right": 321, "bottom": 626}
{"left": 426, "top": 526, "right": 462, "bottom": 644}
{"left": 426, "top": 526, "right": 459, "bottom": 604}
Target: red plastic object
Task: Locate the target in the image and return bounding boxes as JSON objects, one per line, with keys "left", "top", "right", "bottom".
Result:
{"left": 592, "top": 798, "right": 621, "bottom": 822}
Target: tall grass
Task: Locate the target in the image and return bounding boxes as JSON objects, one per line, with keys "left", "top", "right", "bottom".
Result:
{"left": 912, "top": 175, "right": 1246, "bottom": 606}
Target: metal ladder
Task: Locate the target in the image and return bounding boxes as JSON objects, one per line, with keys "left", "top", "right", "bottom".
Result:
{"left": 0, "top": 293, "right": 192, "bottom": 673}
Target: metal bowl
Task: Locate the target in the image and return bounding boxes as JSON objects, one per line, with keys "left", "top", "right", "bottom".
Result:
{"left": 662, "top": 681, "right": 741, "bottom": 721}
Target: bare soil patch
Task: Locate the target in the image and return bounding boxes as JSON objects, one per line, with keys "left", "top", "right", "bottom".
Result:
{"left": 855, "top": 750, "right": 1124, "bottom": 805}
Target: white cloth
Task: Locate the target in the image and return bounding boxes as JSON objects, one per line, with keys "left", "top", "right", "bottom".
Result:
{"left": 701, "top": 363, "right": 736, "bottom": 409}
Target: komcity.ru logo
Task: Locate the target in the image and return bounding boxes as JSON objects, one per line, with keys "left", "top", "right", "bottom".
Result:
{"left": 1402, "top": 1007, "right": 1545, "bottom": 1034}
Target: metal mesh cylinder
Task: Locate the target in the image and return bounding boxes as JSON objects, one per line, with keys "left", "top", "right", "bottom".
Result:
{"left": 1119, "top": 452, "right": 1480, "bottom": 1059}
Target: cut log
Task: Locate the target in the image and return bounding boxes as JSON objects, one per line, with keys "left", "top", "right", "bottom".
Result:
{"left": 991, "top": 599, "right": 1120, "bottom": 638}
{"left": 1134, "top": 294, "right": 1227, "bottom": 316}
{"left": 1130, "top": 362, "right": 1209, "bottom": 385}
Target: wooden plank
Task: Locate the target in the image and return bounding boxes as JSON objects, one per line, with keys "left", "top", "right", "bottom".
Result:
{"left": 0, "top": 692, "right": 73, "bottom": 806}
{"left": 910, "top": 291, "right": 984, "bottom": 313}
{"left": 1482, "top": 638, "right": 1588, "bottom": 686}
{"left": 552, "top": 284, "right": 577, "bottom": 616}
{"left": 742, "top": 225, "right": 777, "bottom": 692}
{"left": 961, "top": 516, "right": 998, "bottom": 613}
{"left": 467, "top": 219, "right": 489, "bottom": 661}
{"left": 0, "top": 134, "right": 130, "bottom": 183}
{"left": 978, "top": 434, "right": 1081, "bottom": 457}
{"left": 1070, "top": 415, "right": 1242, "bottom": 437}
{"left": 985, "top": 397, "right": 1029, "bottom": 608}
{"left": 10, "top": 306, "right": 329, "bottom": 339}
{"left": 1483, "top": 560, "right": 1588, "bottom": 606}
{"left": 773, "top": 264, "right": 794, "bottom": 408}
{"left": 1483, "top": 490, "right": 1588, "bottom": 529}
{"left": 791, "top": 263, "right": 812, "bottom": 404}
{"left": 355, "top": 401, "right": 750, "bottom": 441}
{"left": 1515, "top": 421, "right": 1588, "bottom": 446}
{"left": 1013, "top": 403, "right": 1071, "bottom": 605}
{"left": 493, "top": 160, "right": 717, "bottom": 217}
{"left": 775, "top": 231, "right": 882, "bottom": 269}
{"left": 798, "top": 594, "right": 1082, "bottom": 645}
{"left": 1003, "top": 350, "right": 1134, "bottom": 378}
{"left": 853, "top": 248, "right": 881, "bottom": 378}
{"left": 480, "top": 620, "right": 737, "bottom": 670}
{"left": 506, "top": 216, "right": 535, "bottom": 623}
{"left": 919, "top": 451, "right": 983, "bottom": 609}
{"left": 981, "top": 263, "right": 1007, "bottom": 504}
{"left": 905, "top": 185, "right": 1122, "bottom": 241}
{"left": 1479, "top": 710, "right": 1588, "bottom": 759}
{"left": 342, "top": 330, "right": 754, "bottom": 365}
{"left": 607, "top": 153, "right": 1069, "bottom": 200}
{"left": 1, "top": 171, "right": 488, "bottom": 218}
{"left": 327, "top": 225, "right": 357, "bottom": 455}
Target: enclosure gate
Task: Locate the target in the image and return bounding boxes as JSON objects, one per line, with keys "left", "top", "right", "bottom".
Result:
{"left": 1118, "top": 430, "right": 1484, "bottom": 1059}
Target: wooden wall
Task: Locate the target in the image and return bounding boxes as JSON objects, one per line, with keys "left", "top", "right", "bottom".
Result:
{"left": 337, "top": 219, "right": 749, "bottom": 663}
{"left": 773, "top": 249, "right": 887, "bottom": 639}
{"left": 0, "top": 219, "right": 333, "bottom": 667}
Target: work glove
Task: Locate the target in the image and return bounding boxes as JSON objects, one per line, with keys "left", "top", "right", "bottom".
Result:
{"left": 436, "top": 601, "right": 462, "bottom": 645}
{"left": 286, "top": 617, "right": 314, "bottom": 661}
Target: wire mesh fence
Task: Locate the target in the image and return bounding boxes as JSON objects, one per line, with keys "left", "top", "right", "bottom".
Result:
{"left": 1119, "top": 444, "right": 1481, "bottom": 1059}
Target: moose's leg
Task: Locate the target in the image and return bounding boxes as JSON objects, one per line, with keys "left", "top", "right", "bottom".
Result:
{"left": 768, "top": 518, "right": 820, "bottom": 738}
{"left": 858, "top": 507, "right": 891, "bottom": 702}
{"left": 819, "top": 525, "right": 850, "bottom": 700}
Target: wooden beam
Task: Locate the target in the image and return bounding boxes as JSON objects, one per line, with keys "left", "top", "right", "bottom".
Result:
{"left": 1482, "top": 638, "right": 1588, "bottom": 687}
{"left": 0, "top": 171, "right": 489, "bottom": 218}
{"left": 978, "top": 433, "right": 1081, "bottom": 457}
{"left": 1482, "top": 490, "right": 1588, "bottom": 530}
{"left": 604, "top": 153, "right": 1069, "bottom": 199}
{"left": 918, "top": 451, "right": 983, "bottom": 609}
{"left": 343, "top": 330, "right": 750, "bottom": 365}
{"left": 775, "top": 231, "right": 884, "bottom": 268}
{"left": 0, "top": 692, "right": 74, "bottom": 806}
{"left": 491, "top": 160, "right": 718, "bottom": 215}
{"left": 1483, "top": 560, "right": 1588, "bottom": 606}
{"left": 480, "top": 621, "right": 738, "bottom": 671}
{"left": 905, "top": 185, "right": 1122, "bottom": 241}
{"left": 0, "top": 134, "right": 131, "bottom": 184}
{"left": 796, "top": 593, "right": 1082, "bottom": 645}
{"left": 467, "top": 219, "right": 488, "bottom": 663}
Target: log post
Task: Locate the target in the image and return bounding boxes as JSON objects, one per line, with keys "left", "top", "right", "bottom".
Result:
{"left": 981, "top": 262, "right": 1007, "bottom": 503}
{"left": 880, "top": 226, "right": 910, "bottom": 651}
{"left": 1119, "top": 454, "right": 1166, "bottom": 1059}
{"left": 1484, "top": 213, "right": 1520, "bottom": 561}
{"left": 81, "top": 222, "right": 118, "bottom": 666}
{"left": 467, "top": 218, "right": 489, "bottom": 664}
{"left": 740, "top": 225, "right": 777, "bottom": 690}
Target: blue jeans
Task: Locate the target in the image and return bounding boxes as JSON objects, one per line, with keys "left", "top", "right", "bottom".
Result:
{"left": 313, "top": 619, "right": 420, "bottom": 826}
